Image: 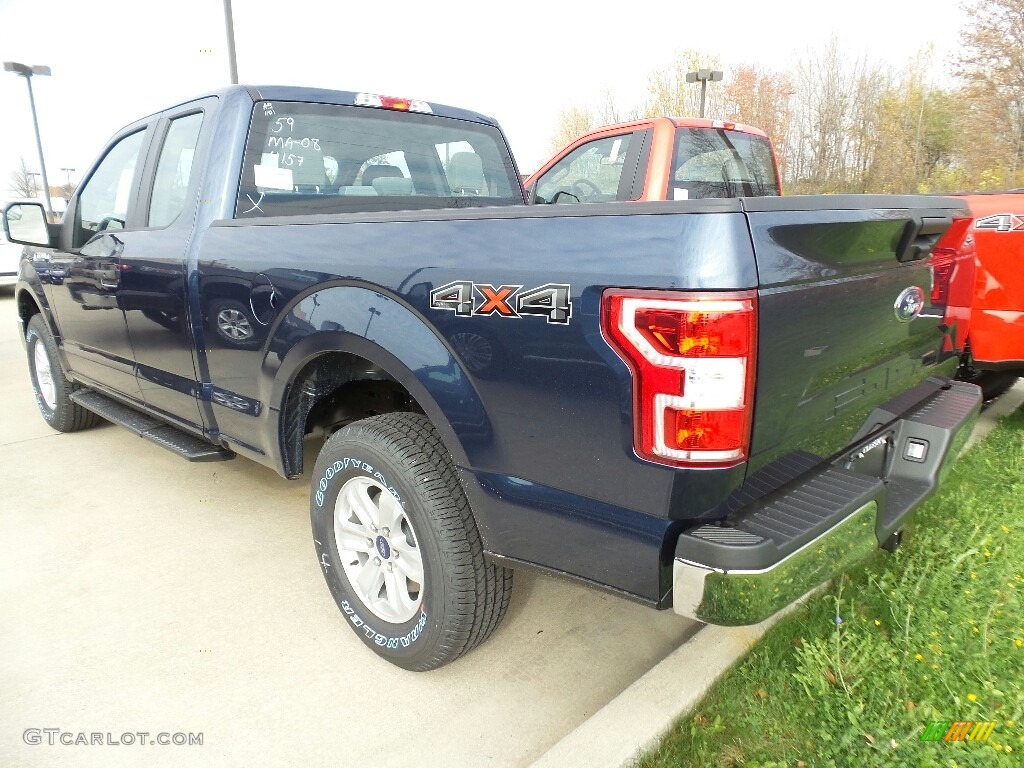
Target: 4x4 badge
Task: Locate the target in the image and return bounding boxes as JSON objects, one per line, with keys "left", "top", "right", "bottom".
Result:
{"left": 430, "top": 280, "right": 572, "bottom": 324}
{"left": 894, "top": 286, "right": 925, "bottom": 322}
{"left": 975, "top": 213, "right": 1024, "bottom": 232}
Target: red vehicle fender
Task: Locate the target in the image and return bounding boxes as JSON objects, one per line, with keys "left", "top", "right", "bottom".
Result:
{"left": 955, "top": 193, "right": 1024, "bottom": 369}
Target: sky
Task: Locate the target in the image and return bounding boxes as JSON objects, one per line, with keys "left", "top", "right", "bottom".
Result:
{"left": 0, "top": 0, "right": 969, "bottom": 195}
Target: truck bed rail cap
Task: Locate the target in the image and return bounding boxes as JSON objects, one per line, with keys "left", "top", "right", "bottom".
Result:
{"left": 740, "top": 194, "right": 970, "bottom": 214}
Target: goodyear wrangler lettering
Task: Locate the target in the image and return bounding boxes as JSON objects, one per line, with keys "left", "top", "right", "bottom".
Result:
{"left": 315, "top": 458, "right": 401, "bottom": 507}
{"left": 341, "top": 600, "right": 427, "bottom": 648}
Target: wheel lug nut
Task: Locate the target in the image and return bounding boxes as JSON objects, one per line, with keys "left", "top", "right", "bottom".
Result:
{"left": 393, "top": 551, "right": 399, "bottom": 559}
{"left": 366, "top": 538, "right": 374, "bottom": 547}
{"left": 381, "top": 527, "right": 390, "bottom": 536}
{"left": 370, "top": 525, "right": 378, "bottom": 533}
{"left": 374, "top": 557, "right": 381, "bottom": 566}
{"left": 387, "top": 563, "right": 393, "bottom": 572}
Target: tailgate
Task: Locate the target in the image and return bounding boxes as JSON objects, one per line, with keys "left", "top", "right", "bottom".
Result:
{"left": 742, "top": 195, "right": 971, "bottom": 472}
{"left": 670, "top": 194, "right": 980, "bottom": 625}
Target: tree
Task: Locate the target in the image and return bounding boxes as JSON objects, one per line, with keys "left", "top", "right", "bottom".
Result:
{"left": 719, "top": 65, "right": 796, "bottom": 179}
{"left": 858, "top": 52, "right": 959, "bottom": 194}
{"left": 956, "top": 0, "right": 1024, "bottom": 187}
{"left": 9, "top": 155, "right": 38, "bottom": 197}
{"left": 548, "top": 106, "right": 597, "bottom": 153}
{"left": 786, "top": 38, "right": 866, "bottom": 193}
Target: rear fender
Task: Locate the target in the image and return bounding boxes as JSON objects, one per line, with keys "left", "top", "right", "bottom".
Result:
{"left": 267, "top": 285, "right": 490, "bottom": 473}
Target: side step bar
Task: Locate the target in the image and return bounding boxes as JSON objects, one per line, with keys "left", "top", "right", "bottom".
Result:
{"left": 70, "top": 389, "right": 234, "bottom": 463}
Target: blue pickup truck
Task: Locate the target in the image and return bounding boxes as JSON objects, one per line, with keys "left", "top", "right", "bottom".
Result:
{"left": 3, "top": 86, "right": 981, "bottom": 670}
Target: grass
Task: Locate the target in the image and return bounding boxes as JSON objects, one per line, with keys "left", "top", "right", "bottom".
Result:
{"left": 636, "top": 405, "right": 1024, "bottom": 768}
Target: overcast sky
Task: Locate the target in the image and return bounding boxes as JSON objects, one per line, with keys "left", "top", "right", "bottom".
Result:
{"left": 0, "top": 0, "right": 968, "bottom": 195}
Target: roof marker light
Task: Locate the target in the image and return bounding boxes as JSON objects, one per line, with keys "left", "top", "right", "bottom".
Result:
{"left": 355, "top": 93, "right": 433, "bottom": 114}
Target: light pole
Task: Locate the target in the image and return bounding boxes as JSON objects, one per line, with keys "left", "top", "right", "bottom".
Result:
{"left": 4, "top": 61, "right": 54, "bottom": 216}
{"left": 685, "top": 69, "right": 724, "bottom": 119}
{"left": 61, "top": 167, "right": 76, "bottom": 201}
{"left": 223, "top": 0, "right": 239, "bottom": 84}
{"left": 26, "top": 171, "right": 41, "bottom": 197}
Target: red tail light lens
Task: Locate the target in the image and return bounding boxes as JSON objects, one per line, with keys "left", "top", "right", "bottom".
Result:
{"left": 602, "top": 290, "right": 757, "bottom": 468}
{"left": 930, "top": 217, "right": 974, "bottom": 306}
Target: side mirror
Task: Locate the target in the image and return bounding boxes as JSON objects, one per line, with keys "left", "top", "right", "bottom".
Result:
{"left": 3, "top": 203, "right": 54, "bottom": 247}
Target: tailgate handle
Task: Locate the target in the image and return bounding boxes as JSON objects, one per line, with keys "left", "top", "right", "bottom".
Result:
{"left": 896, "top": 215, "right": 951, "bottom": 263}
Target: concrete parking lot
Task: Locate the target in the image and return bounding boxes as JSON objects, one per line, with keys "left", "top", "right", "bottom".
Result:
{"left": 0, "top": 288, "right": 701, "bottom": 768}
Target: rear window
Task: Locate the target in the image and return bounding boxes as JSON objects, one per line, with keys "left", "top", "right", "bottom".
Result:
{"left": 671, "top": 128, "right": 780, "bottom": 199}
{"left": 235, "top": 101, "right": 521, "bottom": 218}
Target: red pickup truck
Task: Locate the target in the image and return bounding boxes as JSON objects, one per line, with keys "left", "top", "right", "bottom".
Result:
{"left": 523, "top": 116, "right": 781, "bottom": 204}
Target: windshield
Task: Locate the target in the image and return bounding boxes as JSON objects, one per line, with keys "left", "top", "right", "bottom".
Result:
{"left": 671, "top": 128, "right": 780, "bottom": 199}
{"left": 236, "top": 101, "right": 521, "bottom": 218}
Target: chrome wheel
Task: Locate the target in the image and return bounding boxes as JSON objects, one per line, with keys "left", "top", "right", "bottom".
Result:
{"left": 33, "top": 340, "right": 56, "bottom": 410}
{"left": 334, "top": 476, "right": 424, "bottom": 623}
{"left": 216, "top": 307, "right": 253, "bottom": 341}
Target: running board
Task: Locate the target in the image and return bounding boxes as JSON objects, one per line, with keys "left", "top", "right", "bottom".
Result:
{"left": 70, "top": 389, "right": 234, "bottom": 462}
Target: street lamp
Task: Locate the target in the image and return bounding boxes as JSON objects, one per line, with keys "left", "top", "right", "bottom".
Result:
{"left": 685, "top": 69, "right": 724, "bottom": 119}
{"left": 26, "top": 171, "right": 41, "bottom": 197}
{"left": 223, "top": 0, "right": 239, "bottom": 84}
{"left": 4, "top": 61, "right": 54, "bottom": 216}
{"left": 61, "top": 167, "right": 75, "bottom": 187}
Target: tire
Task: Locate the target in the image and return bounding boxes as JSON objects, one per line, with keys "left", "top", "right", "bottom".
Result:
{"left": 959, "top": 368, "right": 1019, "bottom": 405}
{"left": 310, "top": 412, "right": 513, "bottom": 670}
{"left": 25, "top": 314, "right": 99, "bottom": 432}
{"left": 978, "top": 372, "right": 1019, "bottom": 403}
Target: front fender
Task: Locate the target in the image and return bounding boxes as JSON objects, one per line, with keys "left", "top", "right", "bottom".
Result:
{"left": 266, "top": 285, "right": 491, "bottom": 473}
{"left": 15, "top": 270, "right": 64, "bottom": 366}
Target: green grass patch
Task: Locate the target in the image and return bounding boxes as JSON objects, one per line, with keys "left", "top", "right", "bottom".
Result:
{"left": 637, "top": 406, "right": 1024, "bottom": 768}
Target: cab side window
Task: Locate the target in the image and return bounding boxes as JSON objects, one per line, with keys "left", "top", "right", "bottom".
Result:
{"left": 149, "top": 113, "right": 204, "bottom": 228}
{"left": 75, "top": 130, "right": 147, "bottom": 248}
{"left": 533, "top": 133, "right": 633, "bottom": 204}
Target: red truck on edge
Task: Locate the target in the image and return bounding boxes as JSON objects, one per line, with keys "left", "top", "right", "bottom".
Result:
{"left": 953, "top": 193, "right": 1024, "bottom": 394}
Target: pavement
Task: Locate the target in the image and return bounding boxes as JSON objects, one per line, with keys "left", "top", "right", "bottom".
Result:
{"left": 2, "top": 282, "right": 1020, "bottom": 768}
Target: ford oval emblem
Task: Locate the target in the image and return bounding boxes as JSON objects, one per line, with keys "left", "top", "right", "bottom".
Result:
{"left": 894, "top": 287, "right": 925, "bottom": 322}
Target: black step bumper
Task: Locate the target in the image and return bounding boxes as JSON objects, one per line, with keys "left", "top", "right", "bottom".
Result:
{"left": 672, "top": 377, "right": 981, "bottom": 625}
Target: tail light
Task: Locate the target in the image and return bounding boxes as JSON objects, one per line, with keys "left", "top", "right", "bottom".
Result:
{"left": 928, "top": 216, "right": 976, "bottom": 353}
{"left": 602, "top": 289, "right": 757, "bottom": 469}
{"left": 930, "top": 217, "right": 974, "bottom": 306}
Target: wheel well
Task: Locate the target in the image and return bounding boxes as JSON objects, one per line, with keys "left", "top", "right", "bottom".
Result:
{"left": 281, "top": 351, "right": 424, "bottom": 477}
{"left": 16, "top": 288, "right": 41, "bottom": 331}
